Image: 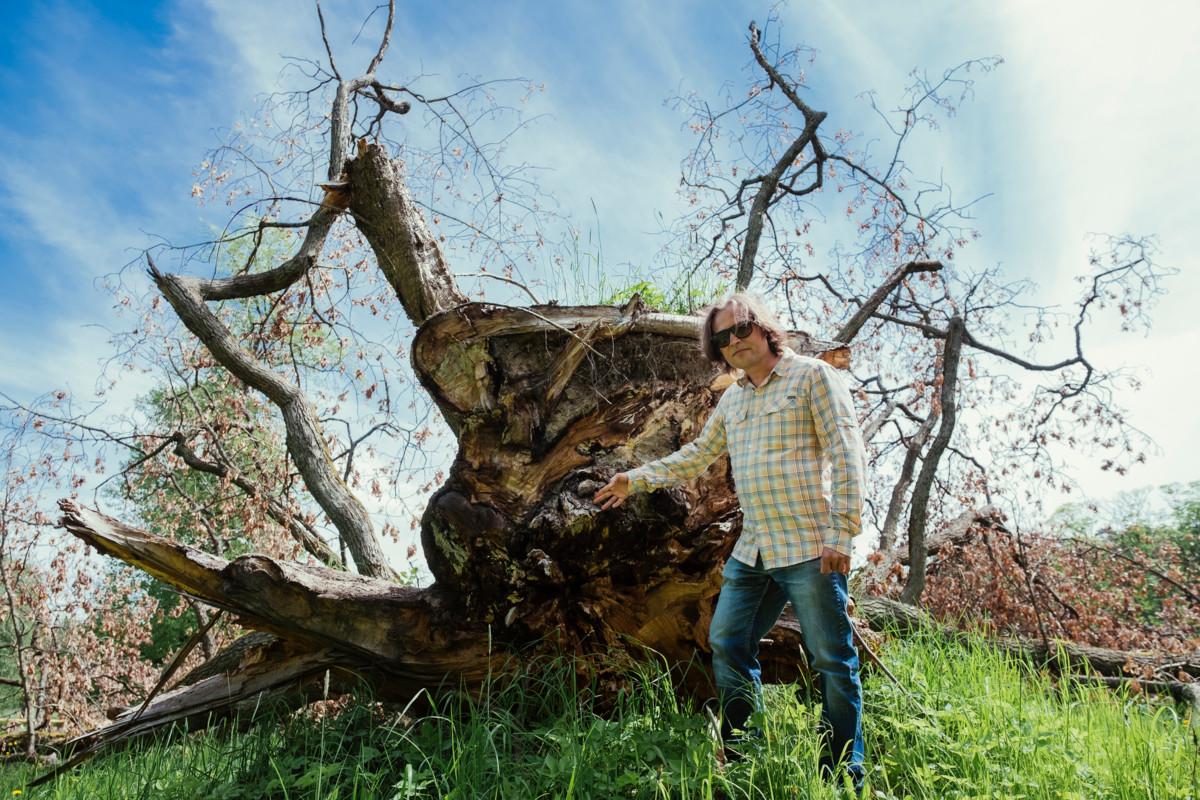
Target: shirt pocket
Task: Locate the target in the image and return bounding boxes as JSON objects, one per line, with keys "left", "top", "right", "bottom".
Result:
{"left": 724, "top": 401, "right": 751, "bottom": 464}
{"left": 756, "top": 392, "right": 802, "bottom": 452}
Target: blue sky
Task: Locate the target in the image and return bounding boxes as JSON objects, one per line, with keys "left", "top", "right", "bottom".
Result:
{"left": 0, "top": 0, "right": 1197, "bottom": 533}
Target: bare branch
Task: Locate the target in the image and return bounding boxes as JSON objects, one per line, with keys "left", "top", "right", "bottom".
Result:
{"left": 835, "top": 260, "right": 942, "bottom": 344}
{"left": 148, "top": 256, "right": 393, "bottom": 580}
{"left": 737, "top": 23, "right": 828, "bottom": 291}
{"left": 456, "top": 272, "right": 541, "bottom": 305}
{"left": 364, "top": 0, "right": 394, "bottom": 77}
{"left": 170, "top": 433, "right": 344, "bottom": 569}
{"left": 315, "top": 1, "right": 340, "bottom": 81}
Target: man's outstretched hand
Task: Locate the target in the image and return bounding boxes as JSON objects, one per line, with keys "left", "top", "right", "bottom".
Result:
{"left": 819, "top": 546, "right": 850, "bottom": 575}
{"left": 594, "top": 473, "right": 631, "bottom": 510}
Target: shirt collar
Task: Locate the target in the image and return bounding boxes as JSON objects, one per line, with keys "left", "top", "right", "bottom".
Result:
{"left": 735, "top": 347, "right": 798, "bottom": 389}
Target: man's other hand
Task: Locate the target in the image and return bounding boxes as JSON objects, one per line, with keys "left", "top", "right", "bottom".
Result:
{"left": 819, "top": 546, "right": 850, "bottom": 575}
{"left": 594, "top": 473, "right": 631, "bottom": 510}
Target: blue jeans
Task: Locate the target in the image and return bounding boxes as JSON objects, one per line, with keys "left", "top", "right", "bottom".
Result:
{"left": 709, "top": 554, "right": 864, "bottom": 780}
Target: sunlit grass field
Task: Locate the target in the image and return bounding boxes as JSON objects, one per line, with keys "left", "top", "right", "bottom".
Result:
{"left": 3, "top": 629, "right": 1196, "bottom": 799}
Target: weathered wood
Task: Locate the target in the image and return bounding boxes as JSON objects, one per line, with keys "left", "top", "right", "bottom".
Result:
{"left": 58, "top": 487, "right": 801, "bottom": 703}
{"left": 34, "top": 642, "right": 343, "bottom": 786}
{"left": 59, "top": 249, "right": 864, "bottom": 753}
{"left": 142, "top": 28, "right": 408, "bottom": 581}
{"left": 346, "top": 141, "right": 467, "bottom": 326}
{"left": 59, "top": 501, "right": 499, "bottom": 686}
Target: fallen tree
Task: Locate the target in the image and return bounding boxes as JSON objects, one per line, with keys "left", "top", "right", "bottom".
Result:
{"left": 51, "top": 503, "right": 1199, "bottom": 767}
{"left": 32, "top": 1, "right": 1178, "bottom": 776}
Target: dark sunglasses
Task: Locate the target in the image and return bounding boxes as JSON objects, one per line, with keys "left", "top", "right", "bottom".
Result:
{"left": 710, "top": 320, "right": 756, "bottom": 349}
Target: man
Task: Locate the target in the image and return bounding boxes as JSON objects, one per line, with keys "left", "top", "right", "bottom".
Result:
{"left": 594, "top": 293, "right": 866, "bottom": 789}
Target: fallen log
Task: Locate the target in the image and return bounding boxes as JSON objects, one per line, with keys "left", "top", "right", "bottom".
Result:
{"left": 1068, "top": 675, "right": 1200, "bottom": 713}
{"left": 51, "top": 273, "right": 859, "bottom": 773}
{"left": 52, "top": 495, "right": 831, "bottom": 767}
{"left": 51, "top": 501, "right": 1198, "bottom": 783}
{"left": 856, "top": 595, "right": 1200, "bottom": 683}
{"left": 59, "top": 501, "right": 503, "bottom": 692}
{"left": 33, "top": 639, "right": 343, "bottom": 787}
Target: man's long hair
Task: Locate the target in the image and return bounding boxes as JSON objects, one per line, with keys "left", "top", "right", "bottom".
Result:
{"left": 700, "top": 293, "right": 788, "bottom": 371}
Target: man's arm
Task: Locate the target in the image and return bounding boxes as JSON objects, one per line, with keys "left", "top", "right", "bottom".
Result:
{"left": 809, "top": 361, "right": 867, "bottom": 558}
{"left": 594, "top": 400, "right": 729, "bottom": 509}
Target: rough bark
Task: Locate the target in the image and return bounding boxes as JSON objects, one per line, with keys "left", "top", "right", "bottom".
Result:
{"left": 406, "top": 297, "right": 850, "bottom": 644}
{"left": 900, "top": 316, "right": 965, "bottom": 605}
{"left": 346, "top": 141, "right": 467, "bottom": 326}
{"left": 52, "top": 494, "right": 822, "bottom": 774}
{"left": 60, "top": 280, "right": 851, "bottom": 684}
{"left": 59, "top": 502, "right": 497, "bottom": 685}
{"left": 55, "top": 341, "right": 838, "bottom": 746}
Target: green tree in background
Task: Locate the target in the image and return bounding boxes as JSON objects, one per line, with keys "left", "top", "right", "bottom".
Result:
{"left": 1052, "top": 481, "right": 1200, "bottom": 621}
{"left": 100, "top": 228, "right": 337, "bottom": 665}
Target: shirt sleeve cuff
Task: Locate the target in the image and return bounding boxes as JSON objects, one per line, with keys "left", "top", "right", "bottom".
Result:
{"left": 824, "top": 529, "right": 854, "bottom": 556}
{"left": 625, "top": 469, "right": 647, "bottom": 494}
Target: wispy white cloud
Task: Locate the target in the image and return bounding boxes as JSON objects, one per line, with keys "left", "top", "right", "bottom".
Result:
{"left": 974, "top": 1, "right": 1199, "bottom": 505}
{"left": 0, "top": 314, "right": 157, "bottom": 411}
{"left": 1, "top": 0, "right": 1195, "bottom": 524}
{"left": 0, "top": 1, "right": 253, "bottom": 400}
{"left": 989, "top": 0, "right": 1199, "bottom": 288}
{"left": 769, "top": 1, "right": 1199, "bottom": 505}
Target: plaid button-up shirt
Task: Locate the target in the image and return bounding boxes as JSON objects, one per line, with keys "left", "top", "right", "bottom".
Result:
{"left": 626, "top": 348, "right": 866, "bottom": 569}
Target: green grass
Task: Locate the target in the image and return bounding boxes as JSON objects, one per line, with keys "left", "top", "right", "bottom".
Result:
{"left": 2, "top": 630, "right": 1196, "bottom": 799}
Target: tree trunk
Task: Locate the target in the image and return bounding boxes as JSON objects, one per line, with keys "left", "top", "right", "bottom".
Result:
{"left": 900, "top": 316, "right": 965, "bottom": 605}
{"left": 59, "top": 286, "right": 846, "bottom": 699}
